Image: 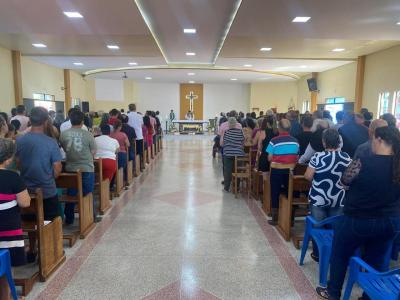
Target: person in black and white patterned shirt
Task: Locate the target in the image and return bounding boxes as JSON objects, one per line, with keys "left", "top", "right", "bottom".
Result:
{"left": 304, "top": 128, "right": 352, "bottom": 261}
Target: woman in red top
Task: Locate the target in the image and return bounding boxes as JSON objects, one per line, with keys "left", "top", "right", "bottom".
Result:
{"left": 143, "top": 116, "right": 153, "bottom": 151}
{"left": 110, "top": 120, "right": 130, "bottom": 182}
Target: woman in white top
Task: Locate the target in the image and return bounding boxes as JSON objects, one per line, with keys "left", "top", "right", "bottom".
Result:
{"left": 94, "top": 125, "right": 119, "bottom": 182}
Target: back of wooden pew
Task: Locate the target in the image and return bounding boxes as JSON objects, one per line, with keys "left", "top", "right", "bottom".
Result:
{"left": 277, "top": 169, "right": 310, "bottom": 242}
{"left": 115, "top": 155, "right": 124, "bottom": 196}
{"left": 127, "top": 150, "right": 134, "bottom": 185}
{"left": 16, "top": 189, "right": 65, "bottom": 295}
{"left": 94, "top": 159, "right": 111, "bottom": 214}
{"left": 56, "top": 171, "right": 95, "bottom": 240}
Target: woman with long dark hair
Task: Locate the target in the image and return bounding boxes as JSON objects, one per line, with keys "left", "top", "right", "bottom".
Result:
{"left": 257, "top": 115, "right": 278, "bottom": 174}
{"left": 317, "top": 126, "right": 400, "bottom": 300}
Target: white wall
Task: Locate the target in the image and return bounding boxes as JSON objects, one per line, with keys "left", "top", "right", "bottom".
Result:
{"left": 134, "top": 82, "right": 180, "bottom": 121}
{"left": 204, "top": 83, "right": 250, "bottom": 120}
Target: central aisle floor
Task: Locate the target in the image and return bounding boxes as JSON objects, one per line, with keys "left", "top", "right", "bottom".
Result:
{"left": 32, "top": 135, "right": 338, "bottom": 300}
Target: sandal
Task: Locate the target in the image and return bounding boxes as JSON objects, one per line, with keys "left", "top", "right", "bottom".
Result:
{"left": 316, "top": 287, "right": 329, "bottom": 299}
{"left": 310, "top": 252, "right": 319, "bottom": 263}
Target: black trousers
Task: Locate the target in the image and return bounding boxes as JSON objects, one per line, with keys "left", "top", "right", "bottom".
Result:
{"left": 269, "top": 168, "right": 289, "bottom": 209}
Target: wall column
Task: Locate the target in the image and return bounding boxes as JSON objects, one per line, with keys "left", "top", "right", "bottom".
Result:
{"left": 354, "top": 55, "right": 366, "bottom": 112}
{"left": 11, "top": 50, "right": 23, "bottom": 106}
{"left": 64, "top": 69, "right": 71, "bottom": 111}
{"left": 310, "top": 72, "right": 318, "bottom": 112}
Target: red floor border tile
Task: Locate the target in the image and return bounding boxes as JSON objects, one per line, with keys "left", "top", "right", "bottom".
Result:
{"left": 244, "top": 198, "right": 318, "bottom": 300}
{"left": 35, "top": 160, "right": 160, "bottom": 300}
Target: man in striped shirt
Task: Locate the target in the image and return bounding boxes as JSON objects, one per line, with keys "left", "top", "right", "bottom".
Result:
{"left": 221, "top": 117, "right": 245, "bottom": 192}
{"left": 267, "top": 119, "right": 299, "bottom": 225}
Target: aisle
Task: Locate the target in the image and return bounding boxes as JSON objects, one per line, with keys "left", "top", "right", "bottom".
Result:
{"left": 34, "top": 135, "right": 319, "bottom": 300}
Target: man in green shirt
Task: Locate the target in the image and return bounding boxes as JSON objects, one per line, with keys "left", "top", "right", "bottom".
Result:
{"left": 60, "top": 109, "right": 99, "bottom": 224}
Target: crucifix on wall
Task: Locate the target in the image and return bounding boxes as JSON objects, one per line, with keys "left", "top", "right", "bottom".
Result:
{"left": 185, "top": 91, "right": 198, "bottom": 113}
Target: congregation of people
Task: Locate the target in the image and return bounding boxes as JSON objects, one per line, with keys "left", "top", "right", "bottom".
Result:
{"left": 216, "top": 108, "right": 400, "bottom": 300}
{"left": 0, "top": 104, "right": 163, "bottom": 300}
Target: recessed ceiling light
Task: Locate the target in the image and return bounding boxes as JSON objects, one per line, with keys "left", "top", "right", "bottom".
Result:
{"left": 397, "top": 22, "right": 400, "bottom": 25}
{"left": 260, "top": 47, "right": 272, "bottom": 52}
{"left": 128, "top": 62, "right": 137, "bottom": 65}
{"left": 292, "top": 16, "right": 311, "bottom": 23}
{"left": 32, "top": 43, "right": 47, "bottom": 48}
{"left": 107, "top": 45, "right": 119, "bottom": 50}
{"left": 73, "top": 62, "right": 83, "bottom": 66}
{"left": 183, "top": 28, "right": 196, "bottom": 34}
{"left": 187, "top": 72, "right": 195, "bottom": 76}
{"left": 230, "top": 78, "right": 238, "bottom": 81}
{"left": 299, "top": 65, "right": 308, "bottom": 68}
{"left": 186, "top": 52, "right": 196, "bottom": 56}
{"left": 145, "top": 77, "right": 152, "bottom": 80}
{"left": 244, "top": 64, "right": 253, "bottom": 67}
{"left": 189, "top": 81, "right": 195, "bottom": 84}
{"left": 63, "top": 11, "right": 83, "bottom": 18}
{"left": 332, "top": 48, "right": 345, "bottom": 52}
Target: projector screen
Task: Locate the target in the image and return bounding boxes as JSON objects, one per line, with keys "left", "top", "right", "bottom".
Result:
{"left": 95, "top": 79, "right": 124, "bottom": 102}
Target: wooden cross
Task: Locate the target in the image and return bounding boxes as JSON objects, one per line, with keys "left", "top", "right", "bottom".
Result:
{"left": 185, "top": 91, "right": 198, "bottom": 112}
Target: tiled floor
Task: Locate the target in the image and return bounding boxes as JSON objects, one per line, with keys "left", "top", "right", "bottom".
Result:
{"left": 27, "top": 135, "right": 362, "bottom": 299}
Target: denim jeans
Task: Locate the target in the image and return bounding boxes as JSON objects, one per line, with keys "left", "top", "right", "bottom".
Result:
{"left": 65, "top": 172, "right": 95, "bottom": 224}
{"left": 117, "top": 152, "right": 128, "bottom": 181}
{"left": 327, "top": 215, "right": 400, "bottom": 299}
{"left": 310, "top": 205, "right": 343, "bottom": 257}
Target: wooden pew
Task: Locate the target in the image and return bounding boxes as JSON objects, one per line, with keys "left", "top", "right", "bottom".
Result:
{"left": 115, "top": 155, "right": 124, "bottom": 196}
{"left": 126, "top": 150, "right": 134, "bottom": 185}
{"left": 276, "top": 167, "right": 310, "bottom": 245}
{"left": 94, "top": 159, "right": 111, "bottom": 215}
{"left": 135, "top": 153, "right": 141, "bottom": 177}
{"left": 15, "top": 189, "right": 66, "bottom": 296}
{"left": 56, "top": 170, "right": 95, "bottom": 244}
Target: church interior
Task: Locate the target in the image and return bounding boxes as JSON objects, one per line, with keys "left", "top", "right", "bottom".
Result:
{"left": 1, "top": 1, "right": 400, "bottom": 299}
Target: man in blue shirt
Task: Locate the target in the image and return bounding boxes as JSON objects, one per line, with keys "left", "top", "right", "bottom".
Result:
{"left": 16, "top": 107, "right": 62, "bottom": 221}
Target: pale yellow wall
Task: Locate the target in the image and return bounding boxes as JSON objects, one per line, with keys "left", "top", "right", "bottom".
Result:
{"left": 0, "top": 47, "right": 15, "bottom": 113}
{"left": 250, "top": 81, "right": 298, "bottom": 112}
{"left": 21, "top": 57, "right": 64, "bottom": 101}
{"left": 86, "top": 79, "right": 135, "bottom": 112}
{"left": 297, "top": 75, "right": 312, "bottom": 110}
{"left": 316, "top": 62, "right": 357, "bottom": 104}
{"left": 363, "top": 45, "right": 400, "bottom": 117}
{"left": 70, "top": 71, "right": 88, "bottom": 102}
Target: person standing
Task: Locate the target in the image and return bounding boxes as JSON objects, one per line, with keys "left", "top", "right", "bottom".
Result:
{"left": 338, "top": 113, "right": 369, "bottom": 157}
{"left": 267, "top": 119, "right": 299, "bottom": 225}
{"left": 221, "top": 118, "right": 245, "bottom": 192}
{"left": 60, "top": 109, "right": 98, "bottom": 224}
{"left": 127, "top": 104, "right": 144, "bottom": 170}
{"left": 10, "top": 105, "right": 30, "bottom": 132}
{"left": 317, "top": 126, "right": 400, "bottom": 300}
{"left": 16, "top": 107, "right": 62, "bottom": 221}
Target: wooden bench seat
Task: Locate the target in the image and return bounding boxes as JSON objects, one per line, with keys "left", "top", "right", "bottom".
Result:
{"left": 56, "top": 171, "right": 95, "bottom": 245}
{"left": 15, "top": 189, "right": 65, "bottom": 296}
{"left": 94, "top": 159, "right": 111, "bottom": 215}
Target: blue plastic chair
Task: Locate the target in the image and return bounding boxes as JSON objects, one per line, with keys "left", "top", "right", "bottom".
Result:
{"left": 343, "top": 257, "right": 400, "bottom": 300}
{"left": 0, "top": 249, "right": 18, "bottom": 300}
{"left": 299, "top": 215, "right": 342, "bottom": 287}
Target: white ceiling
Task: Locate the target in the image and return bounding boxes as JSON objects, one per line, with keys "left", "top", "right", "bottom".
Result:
{"left": 0, "top": 0, "right": 399, "bottom": 82}
{"left": 86, "top": 68, "right": 295, "bottom": 84}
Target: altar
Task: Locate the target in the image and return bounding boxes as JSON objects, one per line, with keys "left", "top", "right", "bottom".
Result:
{"left": 172, "top": 120, "right": 209, "bottom": 134}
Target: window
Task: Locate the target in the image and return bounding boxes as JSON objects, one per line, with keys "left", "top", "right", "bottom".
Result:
{"left": 302, "top": 100, "right": 310, "bottom": 113}
{"left": 33, "top": 93, "right": 56, "bottom": 111}
{"left": 325, "top": 97, "right": 345, "bottom": 104}
{"left": 378, "top": 92, "right": 391, "bottom": 116}
{"left": 393, "top": 91, "right": 400, "bottom": 128}
{"left": 72, "top": 98, "right": 81, "bottom": 109}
